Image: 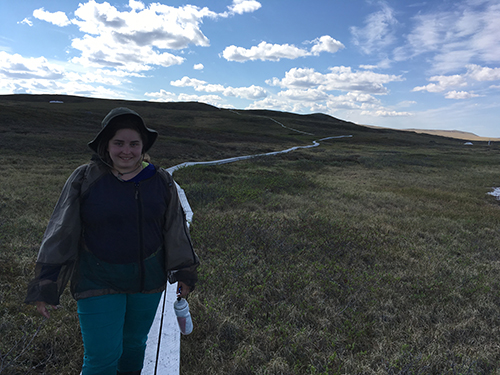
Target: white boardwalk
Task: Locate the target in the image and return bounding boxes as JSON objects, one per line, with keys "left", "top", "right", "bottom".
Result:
{"left": 143, "top": 282, "right": 181, "bottom": 375}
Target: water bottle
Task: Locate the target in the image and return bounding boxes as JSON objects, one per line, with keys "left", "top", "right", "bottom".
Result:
{"left": 173, "top": 297, "right": 193, "bottom": 335}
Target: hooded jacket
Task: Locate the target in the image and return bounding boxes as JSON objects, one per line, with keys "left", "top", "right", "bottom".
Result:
{"left": 25, "top": 160, "right": 199, "bottom": 305}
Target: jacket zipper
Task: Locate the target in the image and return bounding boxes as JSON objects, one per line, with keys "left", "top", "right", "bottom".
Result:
{"left": 135, "top": 182, "right": 145, "bottom": 291}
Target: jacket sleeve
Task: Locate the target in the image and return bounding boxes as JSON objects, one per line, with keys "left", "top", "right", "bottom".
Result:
{"left": 25, "top": 165, "right": 88, "bottom": 305}
{"left": 160, "top": 169, "right": 200, "bottom": 289}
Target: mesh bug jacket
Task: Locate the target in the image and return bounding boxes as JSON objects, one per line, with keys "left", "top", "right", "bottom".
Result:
{"left": 25, "top": 161, "right": 199, "bottom": 305}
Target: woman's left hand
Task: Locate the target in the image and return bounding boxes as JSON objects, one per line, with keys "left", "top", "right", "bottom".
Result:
{"left": 176, "top": 281, "right": 191, "bottom": 298}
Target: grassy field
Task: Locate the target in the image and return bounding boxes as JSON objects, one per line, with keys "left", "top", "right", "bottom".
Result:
{"left": 1, "top": 94, "right": 500, "bottom": 374}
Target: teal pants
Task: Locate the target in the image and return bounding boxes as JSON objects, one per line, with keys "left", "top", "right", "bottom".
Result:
{"left": 77, "top": 292, "right": 163, "bottom": 375}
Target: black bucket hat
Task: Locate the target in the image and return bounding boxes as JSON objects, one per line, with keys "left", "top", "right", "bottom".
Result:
{"left": 88, "top": 107, "right": 158, "bottom": 153}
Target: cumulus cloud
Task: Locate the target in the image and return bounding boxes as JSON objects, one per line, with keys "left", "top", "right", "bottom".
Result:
{"left": 227, "top": 0, "right": 262, "bottom": 15}
{"left": 413, "top": 64, "right": 500, "bottom": 96}
{"left": 361, "top": 110, "right": 413, "bottom": 117}
{"left": 246, "top": 97, "right": 298, "bottom": 113}
{"left": 278, "top": 88, "right": 329, "bottom": 102}
{"left": 171, "top": 76, "right": 267, "bottom": 100}
{"left": 350, "top": 2, "right": 398, "bottom": 54}
{"left": 194, "top": 63, "right": 204, "bottom": 70}
{"left": 67, "top": 1, "right": 222, "bottom": 71}
{"left": 30, "top": 1, "right": 264, "bottom": 73}
{"left": 144, "top": 89, "right": 177, "bottom": 101}
{"left": 222, "top": 35, "right": 344, "bottom": 62}
{"left": 224, "top": 85, "right": 267, "bottom": 99}
{"left": 308, "top": 35, "right": 345, "bottom": 55}
{"left": 171, "top": 76, "right": 222, "bottom": 91}
{"left": 247, "top": 89, "right": 404, "bottom": 118}
{"left": 249, "top": 64, "right": 410, "bottom": 118}
{"left": 33, "top": 8, "right": 71, "bottom": 27}
{"left": 0, "top": 50, "right": 131, "bottom": 98}
{"left": 146, "top": 89, "right": 231, "bottom": 108}
{"left": 128, "top": 0, "right": 145, "bottom": 12}
{"left": 444, "top": 91, "right": 481, "bottom": 99}
{"left": 222, "top": 41, "right": 309, "bottom": 62}
{"left": 268, "top": 66, "right": 403, "bottom": 94}
{"left": 466, "top": 64, "right": 500, "bottom": 81}
{"left": 0, "top": 51, "right": 65, "bottom": 80}
{"left": 413, "top": 74, "right": 467, "bottom": 93}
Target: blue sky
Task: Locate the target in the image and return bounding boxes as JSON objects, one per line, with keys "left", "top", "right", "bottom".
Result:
{"left": 1, "top": 0, "right": 500, "bottom": 138}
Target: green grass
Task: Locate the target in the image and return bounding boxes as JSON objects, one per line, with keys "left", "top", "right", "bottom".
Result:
{"left": 174, "top": 146, "right": 500, "bottom": 374}
{"left": 1, "top": 94, "right": 500, "bottom": 374}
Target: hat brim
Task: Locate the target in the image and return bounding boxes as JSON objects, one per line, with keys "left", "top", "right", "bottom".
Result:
{"left": 88, "top": 108, "right": 158, "bottom": 153}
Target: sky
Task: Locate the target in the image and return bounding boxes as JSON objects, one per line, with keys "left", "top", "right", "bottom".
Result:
{"left": 1, "top": 0, "right": 500, "bottom": 138}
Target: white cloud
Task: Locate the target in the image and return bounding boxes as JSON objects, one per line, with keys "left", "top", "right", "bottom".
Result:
{"left": 444, "top": 90, "right": 481, "bottom": 99}
{"left": 128, "top": 0, "right": 145, "bottom": 12}
{"left": 413, "top": 64, "right": 500, "bottom": 96}
{"left": 396, "top": 0, "right": 500, "bottom": 73}
{"left": 0, "top": 51, "right": 130, "bottom": 98}
{"left": 146, "top": 90, "right": 230, "bottom": 108}
{"left": 359, "top": 64, "right": 379, "bottom": 70}
{"left": 308, "top": 35, "right": 345, "bottom": 55}
{"left": 278, "top": 88, "right": 329, "bottom": 102}
{"left": 228, "top": 0, "right": 262, "bottom": 15}
{"left": 33, "top": 8, "right": 71, "bottom": 27}
{"left": 247, "top": 90, "right": 402, "bottom": 118}
{"left": 413, "top": 74, "right": 467, "bottom": 93}
{"left": 398, "top": 100, "right": 417, "bottom": 107}
{"left": 59, "top": 1, "right": 225, "bottom": 72}
{"left": 222, "top": 35, "right": 344, "bottom": 62}
{"left": 171, "top": 76, "right": 213, "bottom": 89}
{"left": 144, "top": 89, "right": 177, "bottom": 101}
{"left": 0, "top": 51, "right": 65, "bottom": 80}
{"left": 65, "top": 70, "right": 123, "bottom": 86}
{"left": 466, "top": 64, "right": 500, "bottom": 81}
{"left": 18, "top": 18, "right": 33, "bottom": 27}
{"left": 350, "top": 2, "right": 398, "bottom": 54}
{"left": 222, "top": 41, "right": 309, "bottom": 62}
{"left": 171, "top": 75, "right": 267, "bottom": 100}
{"left": 268, "top": 66, "right": 403, "bottom": 94}
{"left": 194, "top": 63, "right": 204, "bottom": 70}
{"left": 246, "top": 97, "right": 297, "bottom": 112}
{"left": 361, "top": 110, "right": 413, "bottom": 117}
{"left": 223, "top": 85, "right": 267, "bottom": 99}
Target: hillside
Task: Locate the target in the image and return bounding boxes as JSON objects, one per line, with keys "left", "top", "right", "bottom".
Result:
{"left": 0, "top": 94, "right": 478, "bottom": 169}
{"left": 363, "top": 124, "right": 499, "bottom": 142}
{"left": 403, "top": 128, "right": 499, "bottom": 141}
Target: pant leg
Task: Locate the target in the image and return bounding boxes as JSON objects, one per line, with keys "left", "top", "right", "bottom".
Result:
{"left": 117, "top": 292, "right": 163, "bottom": 373}
{"left": 77, "top": 294, "right": 127, "bottom": 375}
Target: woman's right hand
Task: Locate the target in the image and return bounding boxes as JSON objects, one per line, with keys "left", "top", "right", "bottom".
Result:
{"left": 35, "top": 301, "right": 55, "bottom": 319}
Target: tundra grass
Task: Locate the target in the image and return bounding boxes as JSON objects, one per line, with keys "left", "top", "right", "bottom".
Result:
{"left": 173, "top": 145, "right": 500, "bottom": 374}
{"left": 2, "top": 96, "right": 500, "bottom": 374}
{"left": 2, "top": 144, "right": 500, "bottom": 374}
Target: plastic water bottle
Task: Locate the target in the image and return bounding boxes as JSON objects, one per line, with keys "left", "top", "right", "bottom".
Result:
{"left": 173, "top": 297, "right": 193, "bottom": 335}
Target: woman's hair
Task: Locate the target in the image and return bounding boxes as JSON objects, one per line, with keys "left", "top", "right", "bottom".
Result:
{"left": 96, "top": 115, "right": 151, "bottom": 167}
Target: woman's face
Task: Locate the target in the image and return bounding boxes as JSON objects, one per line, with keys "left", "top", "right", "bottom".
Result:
{"left": 107, "top": 128, "right": 143, "bottom": 172}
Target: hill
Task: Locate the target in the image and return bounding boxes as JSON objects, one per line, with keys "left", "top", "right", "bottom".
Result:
{"left": 0, "top": 93, "right": 481, "bottom": 169}
{"left": 362, "top": 124, "right": 499, "bottom": 142}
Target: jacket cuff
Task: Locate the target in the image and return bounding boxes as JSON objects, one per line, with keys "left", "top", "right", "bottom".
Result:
{"left": 169, "top": 269, "right": 198, "bottom": 291}
{"left": 25, "top": 279, "right": 60, "bottom": 306}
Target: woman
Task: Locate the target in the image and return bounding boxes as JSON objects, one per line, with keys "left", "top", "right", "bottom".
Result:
{"left": 25, "top": 107, "right": 199, "bottom": 375}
